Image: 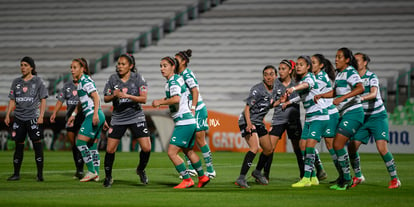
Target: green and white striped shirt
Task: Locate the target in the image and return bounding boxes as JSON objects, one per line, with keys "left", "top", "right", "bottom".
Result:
{"left": 360, "top": 70, "right": 386, "bottom": 115}
{"left": 297, "top": 72, "right": 328, "bottom": 122}
{"left": 165, "top": 74, "right": 195, "bottom": 126}
{"left": 77, "top": 74, "right": 100, "bottom": 117}
{"left": 334, "top": 66, "right": 363, "bottom": 115}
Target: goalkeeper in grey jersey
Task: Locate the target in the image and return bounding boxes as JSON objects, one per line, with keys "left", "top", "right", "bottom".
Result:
{"left": 5, "top": 56, "right": 48, "bottom": 182}
{"left": 235, "top": 65, "right": 276, "bottom": 188}
{"left": 103, "top": 54, "right": 151, "bottom": 187}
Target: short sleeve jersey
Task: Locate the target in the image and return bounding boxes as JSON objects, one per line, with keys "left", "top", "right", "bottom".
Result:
{"left": 271, "top": 78, "right": 300, "bottom": 125}
{"left": 104, "top": 72, "right": 148, "bottom": 125}
{"left": 360, "top": 70, "right": 385, "bottom": 115}
{"left": 77, "top": 74, "right": 100, "bottom": 117}
{"left": 238, "top": 82, "right": 273, "bottom": 126}
{"left": 180, "top": 68, "right": 204, "bottom": 105}
{"left": 297, "top": 72, "right": 328, "bottom": 122}
{"left": 334, "top": 66, "right": 363, "bottom": 115}
{"left": 165, "top": 74, "right": 195, "bottom": 125}
{"left": 56, "top": 81, "right": 79, "bottom": 116}
{"left": 8, "top": 76, "right": 48, "bottom": 121}
{"left": 315, "top": 70, "right": 338, "bottom": 114}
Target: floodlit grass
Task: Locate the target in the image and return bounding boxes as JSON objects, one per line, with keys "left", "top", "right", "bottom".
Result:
{"left": 0, "top": 151, "right": 413, "bottom": 207}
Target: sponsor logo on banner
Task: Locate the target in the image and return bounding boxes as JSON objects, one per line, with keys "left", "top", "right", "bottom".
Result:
{"left": 358, "top": 125, "right": 412, "bottom": 153}
{"left": 206, "top": 110, "right": 286, "bottom": 152}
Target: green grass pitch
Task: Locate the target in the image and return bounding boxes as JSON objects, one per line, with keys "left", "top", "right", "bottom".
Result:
{"left": 0, "top": 151, "right": 413, "bottom": 207}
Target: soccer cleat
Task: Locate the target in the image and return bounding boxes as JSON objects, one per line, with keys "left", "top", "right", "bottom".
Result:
{"left": 291, "top": 177, "right": 311, "bottom": 187}
{"left": 187, "top": 169, "right": 198, "bottom": 177}
{"left": 388, "top": 178, "right": 401, "bottom": 189}
{"left": 174, "top": 178, "right": 194, "bottom": 189}
{"left": 235, "top": 178, "right": 250, "bottom": 188}
{"left": 351, "top": 175, "right": 365, "bottom": 188}
{"left": 197, "top": 175, "right": 210, "bottom": 188}
{"left": 251, "top": 170, "right": 268, "bottom": 185}
{"left": 37, "top": 175, "right": 44, "bottom": 182}
{"left": 310, "top": 176, "right": 319, "bottom": 186}
{"left": 7, "top": 174, "right": 20, "bottom": 181}
{"left": 334, "top": 179, "right": 352, "bottom": 191}
{"left": 80, "top": 171, "right": 98, "bottom": 182}
{"left": 94, "top": 176, "right": 100, "bottom": 182}
{"left": 136, "top": 169, "right": 148, "bottom": 185}
{"left": 206, "top": 171, "right": 216, "bottom": 179}
{"left": 103, "top": 177, "right": 113, "bottom": 188}
{"left": 317, "top": 169, "right": 328, "bottom": 181}
{"left": 73, "top": 171, "right": 84, "bottom": 180}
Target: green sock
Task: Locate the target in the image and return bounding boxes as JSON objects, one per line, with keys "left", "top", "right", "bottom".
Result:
{"left": 89, "top": 143, "right": 100, "bottom": 175}
{"left": 329, "top": 148, "right": 341, "bottom": 175}
{"left": 200, "top": 145, "right": 214, "bottom": 173}
{"left": 350, "top": 152, "right": 362, "bottom": 177}
{"left": 184, "top": 155, "right": 194, "bottom": 170}
{"left": 176, "top": 162, "right": 190, "bottom": 179}
{"left": 336, "top": 148, "right": 351, "bottom": 181}
{"left": 304, "top": 147, "right": 315, "bottom": 178}
{"left": 192, "top": 160, "right": 205, "bottom": 176}
{"left": 76, "top": 140, "right": 95, "bottom": 173}
{"left": 382, "top": 152, "right": 398, "bottom": 179}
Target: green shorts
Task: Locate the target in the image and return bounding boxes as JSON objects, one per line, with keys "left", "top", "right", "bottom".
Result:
{"left": 79, "top": 109, "right": 105, "bottom": 139}
{"left": 354, "top": 111, "right": 389, "bottom": 144}
{"left": 301, "top": 120, "right": 328, "bottom": 142}
{"left": 337, "top": 107, "right": 364, "bottom": 138}
{"left": 170, "top": 124, "right": 196, "bottom": 148}
{"left": 195, "top": 106, "right": 209, "bottom": 132}
{"left": 323, "top": 112, "right": 339, "bottom": 138}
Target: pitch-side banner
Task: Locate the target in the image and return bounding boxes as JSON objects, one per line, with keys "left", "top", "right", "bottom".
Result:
{"left": 356, "top": 125, "right": 412, "bottom": 153}
{"left": 207, "top": 110, "right": 286, "bottom": 152}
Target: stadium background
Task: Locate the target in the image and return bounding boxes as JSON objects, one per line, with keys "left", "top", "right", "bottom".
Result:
{"left": 0, "top": 0, "right": 413, "bottom": 153}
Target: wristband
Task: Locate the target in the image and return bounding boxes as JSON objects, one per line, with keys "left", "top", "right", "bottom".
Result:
{"left": 191, "top": 106, "right": 196, "bottom": 110}
{"left": 292, "top": 87, "right": 296, "bottom": 91}
{"left": 71, "top": 112, "right": 77, "bottom": 117}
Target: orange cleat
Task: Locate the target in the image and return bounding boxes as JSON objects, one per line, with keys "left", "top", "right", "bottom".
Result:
{"left": 197, "top": 175, "right": 210, "bottom": 188}
{"left": 173, "top": 178, "right": 194, "bottom": 189}
{"left": 388, "top": 178, "right": 401, "bottom": 189}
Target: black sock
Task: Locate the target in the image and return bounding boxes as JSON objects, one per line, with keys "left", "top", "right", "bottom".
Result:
{"left": 263, "top": 153, "right": 274, "bottom": 178}
{"left": 255, "top": 153, "right": 270, "bottom": 171}
{"left": 240, "top": 151, "right": 256, "bottom": 176}
{"left": 32, "top": 141, "right": 44, "bottom": 178}
{"left": 137, "top": 151, "right": 150, "bottom": 171}
{"left": 13, "top": 143, "right": 25, "bottom": 176}
{"left": 314, "top": 152, "right": 322, "bottom": 172}
{"left": 72, "top": 145, "right": 84, "bottom": 173}
{"left": 294, "top": 148, "right": 304, "bottom": 178}
{"left": 104, "top": 152, "right": 115, "bottom": 178}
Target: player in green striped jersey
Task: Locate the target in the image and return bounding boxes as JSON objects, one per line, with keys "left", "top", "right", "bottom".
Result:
{"left": 67, "top": 58, "right": 106, "bottom": 182}
{"left": 311, "top": 54, "right": 339, "bottom": 182}
{"left": 175, "top": 49, "right": 215, "bottom": 179}
{"left": 152, "top": 56, "right": 210, "bottom": 189}
{"left": 315, "top": 48, "right": 365, "bottom": 190}
{"left": 347, "top": 52, "right": 400, "bottom": 189}
{"left": 288, "top": 56, "right": 329, "bottom": 188}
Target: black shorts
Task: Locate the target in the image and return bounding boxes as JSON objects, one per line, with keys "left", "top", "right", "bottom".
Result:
{"left": 269, "top": 120, "right": 302, "bottom": 140}
{"left": 66, "top": 113, "right": 84, "bottom": 133}
{"left": 11, "top": 118, "right": 43, "bottom": 142}
{"left": 239, "top": 124, "right": 268, "bottom": 138}
{"left": 108, "top": 121, "right": 150, "bottom": 139}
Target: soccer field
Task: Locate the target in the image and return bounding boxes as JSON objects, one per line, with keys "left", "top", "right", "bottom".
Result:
{"left": 0, "top": 151, "right": 413, "bottom": 207}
